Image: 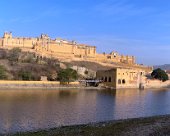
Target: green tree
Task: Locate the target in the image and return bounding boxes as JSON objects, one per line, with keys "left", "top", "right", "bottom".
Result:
{"left": 58, "top": 68, "right": 78, "bottom": 83}
{"left": 18, "top": 71, "right": 33, "bottom": 81}
{"left": 151, "top": 68, "right": 169, "bottom": 82}
{"left": 0, "top": 65, "right": 7, "bottom": 80}
{"left": 8, "top": 47, "right": 22, "bottom": 62}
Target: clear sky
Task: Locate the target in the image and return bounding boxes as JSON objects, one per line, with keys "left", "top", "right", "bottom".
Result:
{"left": 0, "top": 0, "right": 170, "bottom": 65}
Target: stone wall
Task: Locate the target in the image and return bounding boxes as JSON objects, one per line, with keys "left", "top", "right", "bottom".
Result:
{"left": 0, "top": 80, "right": 80, "bottom": 89}
{"left": 145, "top": 79, "right": 170, "bottom": 88}
{"left": 0, "top": 32, "right": 138, "bottom": 66}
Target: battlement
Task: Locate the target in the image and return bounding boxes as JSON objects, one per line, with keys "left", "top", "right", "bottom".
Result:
{"left": 0, "top": 32, "right": 137, "bottom": 65}
{"left": 3, "top": 32, "right": 12, "bottom": 38}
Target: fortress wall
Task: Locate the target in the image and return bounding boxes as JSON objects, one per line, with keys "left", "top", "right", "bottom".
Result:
{"left": 6, "top": 38, "right": 24, "bottom": 47}
{"left": 0, "top": 32, "right": 151, "bottom": 70}
{"left": 0, "top": 38, "right": 3, "bottom": 46}
{"left": 95, "top": 54, "right": 121, "bottom": 63}
{"left": 74, "top": 47, "right": 86, "bottom": 56}
{"left": 49, "top": 43, "right": 73, "bottom": 54}
{"left": 47, "top": 43, "right": 96, "bottom": 58}
{"left": 2, "top": 37, "right": 36, "bottom": 48}
{"left": 145, "top": 79, "right": 170, "bottom": 88}
{"left": 23, "top": 38, "right": 37, "bottom": 48}
{"left": 84, "top": 47, "right": 96, "bottom": 57}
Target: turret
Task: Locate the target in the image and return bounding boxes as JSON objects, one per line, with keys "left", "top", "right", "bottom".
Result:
{"left": 3, "top": 32, "right": 12, "bottom": 39}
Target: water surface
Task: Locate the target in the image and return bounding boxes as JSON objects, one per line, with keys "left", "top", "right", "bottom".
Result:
{"left": 0, "top": 88, "right": 170, "bottom": 134}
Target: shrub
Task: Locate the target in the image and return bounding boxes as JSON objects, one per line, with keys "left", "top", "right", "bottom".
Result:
{"left": 18, "top": 71, "right": 33, "bottom": 81}
{"left": 84, "top": 70, "right": 88, "bottom": 75}
{"left": 0, "top": 65, "right": 7, "bottom": 80}
{"left": 0, "top": 49, "right": 7, "bottom": 59}
{"left": 21, "top": 53, "right": 36, "bottom": 63}
{"left": 8, "top": 47, "right": 22, "bottom": 62}
{"left": 45, "top": 58, "right": 58, "bottom": 67}
{"left": 151, "top": 68, "right": 169, "bottom": 82}
{"left": 58, "top": 68, "right": 78, "bottom": 83}
{"left": 47, "top": 70, "right": 58, "bottom": 81}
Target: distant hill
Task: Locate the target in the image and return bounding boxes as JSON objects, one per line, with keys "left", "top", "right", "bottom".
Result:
{"left": 154, "top": 64, "right": 170, "bottom": 70}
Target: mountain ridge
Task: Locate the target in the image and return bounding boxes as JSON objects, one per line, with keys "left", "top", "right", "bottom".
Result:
{"left": 154, "top": 64, "right": 170, "bottom": 70}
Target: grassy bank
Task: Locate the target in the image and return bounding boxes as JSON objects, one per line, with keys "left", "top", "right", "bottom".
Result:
{"left": 12, "top": 115, "right": 170, "bottom": 136}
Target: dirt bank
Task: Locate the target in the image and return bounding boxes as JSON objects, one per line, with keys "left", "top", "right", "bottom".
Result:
{"left": 12, "top": 114, "right": 170, "bottom": 136}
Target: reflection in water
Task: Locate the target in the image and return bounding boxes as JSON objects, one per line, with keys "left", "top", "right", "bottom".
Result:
{"left": 0, "top": 88, "right": 169, "bottom": 134}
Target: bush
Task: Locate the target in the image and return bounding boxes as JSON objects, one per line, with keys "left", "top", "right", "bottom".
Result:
{"left": 0, "top": 49, "right": 7, "bottom": 59}
{"left": 45, "top": 58, "right": 59, "bottom": 67}
{"left": 58, "top": 68, "right": 78, "bottom": 83}
{"left": 84, "top": 70, "right": 88, "bottom": 75}
{"left": 21, "top": 53, "right": 36, "bottom": 63}
{"left": 8, "top": 47, "right": 22, "bottom": 62}
{"left": 0, "top": 65, "right": 7, "bottom": 80}
{"left": 18, "top": 70, "right": 33, "bottom": 81}
{"left": 151, "top": 68, "right": 169, "bottom": 82}
{"left": 47, "top": 70, "right": 58, "bottom": 81}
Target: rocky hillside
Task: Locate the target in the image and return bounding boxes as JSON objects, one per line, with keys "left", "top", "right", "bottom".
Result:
{"left": 0, "top": 48, "right": 61, "bottom": 81}
{"left": 0, "top": 48, "right": 113, "bottom": 81}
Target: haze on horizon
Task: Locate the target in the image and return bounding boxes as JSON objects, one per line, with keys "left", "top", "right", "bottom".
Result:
{"left": 0, "top": 0, "right": 170, "bottom": 66}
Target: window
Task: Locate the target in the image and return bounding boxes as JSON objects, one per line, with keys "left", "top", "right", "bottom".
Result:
{"left": 118, "top": 79, "right": 121, "bottom": 84}
{"left": 109, "top": 77, "right": 112, "bottom": 82}
{"left": 107, "top": 56, "right": 111, "bottom": 59}
{"left": 104, "top": 77, "right": 107, "bottom": 82}
{"left": 122, "top": 79, "right": 126, "bottom": 84}
{"left": 88, "top": 49, "right": 90, "bottom": 54}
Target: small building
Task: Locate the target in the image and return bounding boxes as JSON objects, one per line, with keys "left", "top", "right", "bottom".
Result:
{"left": 96, "top": 67, "right": 145, "bottom": 89}
{"left": 40, "top": 76, "right": 48, "bottom": 81}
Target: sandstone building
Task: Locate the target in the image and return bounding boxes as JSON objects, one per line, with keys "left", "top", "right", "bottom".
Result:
{"left": 0, "top": 32, "right": 135, "bottom": 64}
{"left": 96, "top": 67, "right": 146, "bottom": 89}
{"left": 0, "top": 32, "right": 153, "bottom": 88}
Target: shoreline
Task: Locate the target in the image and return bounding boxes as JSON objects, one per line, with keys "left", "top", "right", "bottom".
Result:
{"left": 0, "top": 80, "right": 169, "bottom": 90}
{"left": 12, "top": 114, "right": 170, "bottom": 136}
{"left": 0, "top": 86, "right": 169, "bottom": 90}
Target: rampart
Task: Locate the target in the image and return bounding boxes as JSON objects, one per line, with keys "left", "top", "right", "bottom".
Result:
{"left": 0, "top": 32, "right": 136, "bottom": 65}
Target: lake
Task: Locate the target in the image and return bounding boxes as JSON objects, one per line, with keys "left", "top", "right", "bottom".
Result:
{"left": 0, "top": 88, "right": 170, "bottom": 134}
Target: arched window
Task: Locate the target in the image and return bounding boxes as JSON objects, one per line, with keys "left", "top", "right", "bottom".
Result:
{"left": 118, "top": 79, "right": 121, "bottom": 84}
{"left": 122, "top": 79, "right": 126, "bottom": 84}
{"left": 109, "top": 77, "right": 112, "bottom": 82}
{"left": 88, "top": 49, "right": 90, "bottom": 54}
{"left": 104, "top": 77, "right": 107, "bottom": 82}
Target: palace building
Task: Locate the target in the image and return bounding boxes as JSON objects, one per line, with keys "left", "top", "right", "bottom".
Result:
{"left": 0, "top": 32, "right": 135, "bottom": 65}
{"left": 96, "top": 67, "right": 146, "bottom": 89}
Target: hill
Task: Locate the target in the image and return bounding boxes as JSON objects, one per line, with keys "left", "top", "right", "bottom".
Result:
{"left": 0, "top": 48, "right": 114, "bottom": 81}
{"left": 154, "top": 64, "right": 170, "bottom": 70}
{"left": 0, "top": 47, "right": 152, "bottom": 81}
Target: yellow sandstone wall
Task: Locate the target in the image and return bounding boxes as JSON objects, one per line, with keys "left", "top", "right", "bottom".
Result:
{"left": 96, "top": 69, "right": 117, "bottom": 88}
{"left": 0, "top": 32, "right": 138, "bottom": 66}
{"left": 96, "top": 68, "right": 146, "bottom": 89}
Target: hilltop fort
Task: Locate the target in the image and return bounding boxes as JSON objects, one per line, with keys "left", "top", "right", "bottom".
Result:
{"left": 0, "top": 32, "right": 136, "bottom": 64}
{"left": 0, "top": 32, "right": 161, "bottom": 89}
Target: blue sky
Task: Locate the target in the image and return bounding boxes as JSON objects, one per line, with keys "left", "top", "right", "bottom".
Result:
{"left": 0, "top": 0, "right": 170, "bottom": 65}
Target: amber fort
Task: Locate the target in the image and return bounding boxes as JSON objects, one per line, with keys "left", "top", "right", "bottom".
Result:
{"left": 0, "top": 32, "right": 136, "bottom": 64}
{"left": 0, "top": 32, "right": 164, "bottom": 89}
